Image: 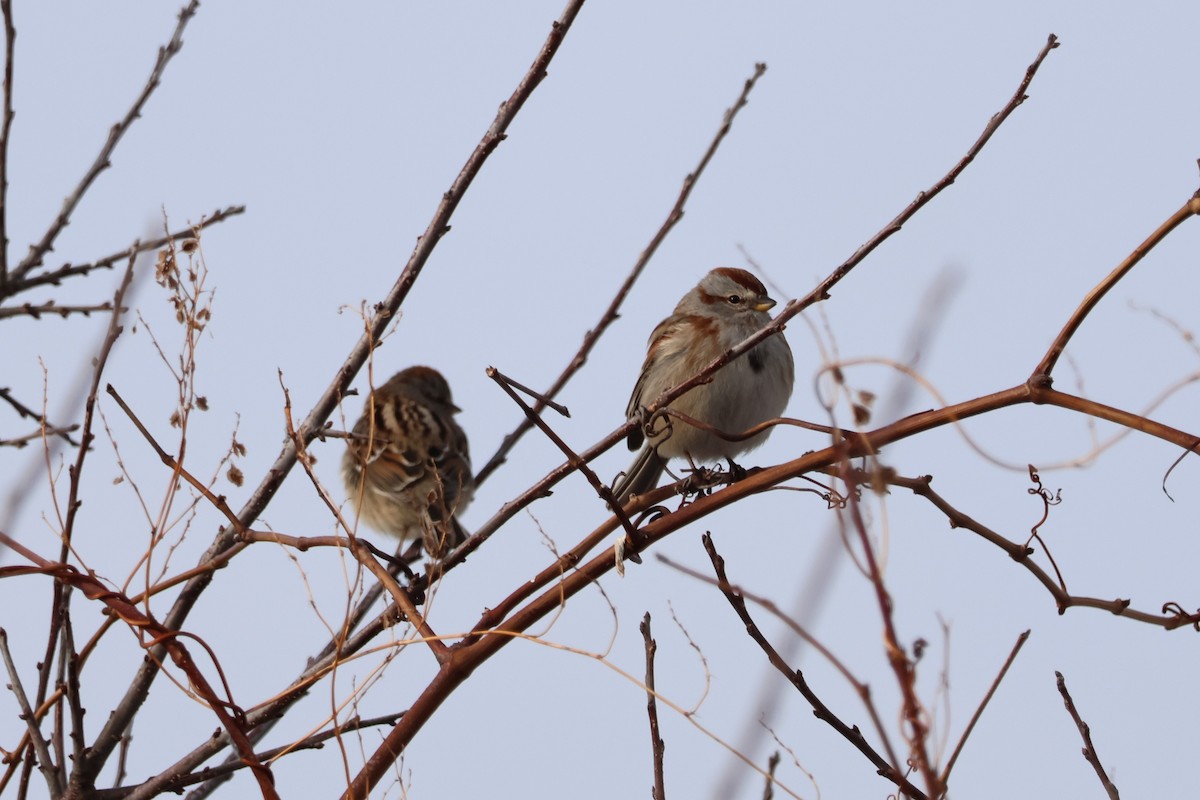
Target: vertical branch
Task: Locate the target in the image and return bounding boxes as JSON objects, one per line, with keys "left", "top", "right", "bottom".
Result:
{"left": 0, "top": 0, "right": 14, "bottom": 286}
{"left": 641, "top": 613, "right": 667, "bottom": 800}
{"left": 1031, "top": 192, "right": 1200, "bottom": 381}
{"left": 838, "top": 463, "right": 941, "bottom": 797}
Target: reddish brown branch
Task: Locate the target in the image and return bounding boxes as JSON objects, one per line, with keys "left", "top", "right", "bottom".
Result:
{"left": 0, "top": 537, "right": 279, "bottom": 799}
{"left": 838, "top": 465, "right": 940, "bottom": 796}
{"left": 1033, "top": 193, "right": 1200, "bottom": 381}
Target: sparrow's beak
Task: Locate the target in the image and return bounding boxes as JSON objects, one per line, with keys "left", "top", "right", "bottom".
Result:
{"left": 753, "top": 297, "right": 776, "bottom": 312}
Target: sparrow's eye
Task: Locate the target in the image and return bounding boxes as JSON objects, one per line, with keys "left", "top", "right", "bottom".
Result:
{"left": 727, "top": 294, "right": 742, "bottom": 305}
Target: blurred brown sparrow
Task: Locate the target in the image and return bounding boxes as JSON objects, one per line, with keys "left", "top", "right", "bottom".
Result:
{"left": 342, "top": 366, "right": 474, "bottom": 556}
{"left": 613, "top": 267, "right": 794, "bottom": 503}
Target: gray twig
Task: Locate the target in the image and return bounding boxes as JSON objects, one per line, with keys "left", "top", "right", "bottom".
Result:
{"left": 1056, "top": 671, "right": 1120, "bottom": 800}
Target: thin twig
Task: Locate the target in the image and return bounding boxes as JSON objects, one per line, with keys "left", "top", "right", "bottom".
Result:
{"left": 0, "top": 0, "right": 14, "bottom": 285}
{"left": 485, "top": 366, "right": 642, "bottom": 558}
{"left": 91, "top": 713, "right": 405, "bottom": 798}
{"left": 61, "top": 607, "right": 87, "bottom": 778}
{"left": 472, "top": 62, "right": 769, "bottom": 487}
{"left": 0, "top": 387, "right": 79, "bottom": 446}
{"left": 0, "top": 628, "right": 61, "bottom": 796}
{"left": 350, "top": 539, "right": 448, "bottom": 664}
{"left": 1033, "top": 193, "right": 1200, "bottom": 381}
{"left": 837, "top": 464, "right": 941, "bottom": 796}
{"left": 12, "top": 0, "right": 201, "bottom": 280}
{"left": 1055, "top": 671, "right": 1120, "bottom": 800}
{"left": 23, "top": 250, "right": 139, "bottom": 796}
{"left": 657, "top": 552, "right": 902, "bottom": 772}
{"left": 641, "top": 613, "right": 667, "bottom": 800}
{"left": 0, "top": 423, "right": 79, "bottom": 449}
{"left": 0, "top": 301, "right": 117, "bottom": 320}
{"left": 940, "top": 630, "right": 1030, "bottom": 787}
{"left": 892, "top": 472, "right": 1200, "bottom": 629}
{"left": 4, "top": 205, "right": 244, "bottom": 297}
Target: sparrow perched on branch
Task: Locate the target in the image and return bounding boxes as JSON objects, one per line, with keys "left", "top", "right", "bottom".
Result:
{"left": 613, "top": 267, "right": 794, "bottom": 504}
{"left": 342, "top": 366, "right": 474, "bottom": 556}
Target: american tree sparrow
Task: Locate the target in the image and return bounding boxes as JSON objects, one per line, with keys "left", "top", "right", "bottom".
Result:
{"left": 613, "top": 267, "right": 794, "bottom": 503}
{"left": 342, "top": 366, "right": 474, "bottom": 556}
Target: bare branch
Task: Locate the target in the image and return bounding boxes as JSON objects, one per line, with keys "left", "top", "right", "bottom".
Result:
{"left": 0, "top": 300, "right": 117, "bottom": 320}
{"left": 1033, "top": 192, "right": 1200, "bottom": 381}
{"left": 641, "top": 613, "right": 667, "bottom": 800}
{"left": 3, "top": 204, "right": 245, "bottom": 298}
{"left": 0, "top": 386, "right": 78, "bottom": 446}
{"left": 941, "top": 630, "right": 1030, "bottom": 786}
{"left": 699, "top": 535, "right": 927, "bottom": 800}
{"left": 1055, "top": 671, "right": 1120, "bottom": 800}
{"left": 892, "top": 472, "right": 1200, "bottom": 630}
{"left": 0, "top": 0, "right": 15, "bottom": 285}
{"left": 0, "top": 537, "right": 280, "bottom": 799}
{"left": 486, "top": 366, "right": 642, "bottom": 562}
{"left": 12, "top": 0, "right": 202, "bottom": 281}
{"left": 0, "top": 628, "right": 61, "bottom": 796}
{"left": 658, "top": 552, "right": 903, "bottom": 772}
{"left": 0, "top": 423, "right": 79, "bottom": 449}
{"left": 91, "top": 713, "right": 405, "bottom": 798}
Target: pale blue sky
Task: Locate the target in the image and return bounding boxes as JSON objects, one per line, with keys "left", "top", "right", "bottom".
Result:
{"left": 4, "top": 3, "right": 1200, "bottom": 798}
